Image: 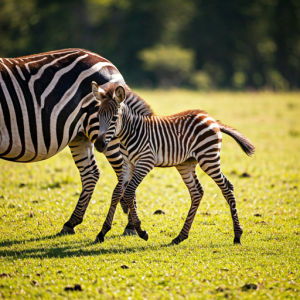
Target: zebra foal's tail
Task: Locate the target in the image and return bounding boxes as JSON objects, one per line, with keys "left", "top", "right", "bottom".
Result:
{"left": 217, "top": 121, "right": 255, "bottom": 156}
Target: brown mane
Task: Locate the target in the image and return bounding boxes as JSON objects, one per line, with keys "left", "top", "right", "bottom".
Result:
{"left": 162, "top": 109, "right": 209, "bottom": 118}
{"left": 102, "top": 82, "right": 154, "bottom": 116}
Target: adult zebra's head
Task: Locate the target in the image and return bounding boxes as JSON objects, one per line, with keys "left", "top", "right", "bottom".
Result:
{"left": 91, "top": 82, "right": 126, "bottom": 152}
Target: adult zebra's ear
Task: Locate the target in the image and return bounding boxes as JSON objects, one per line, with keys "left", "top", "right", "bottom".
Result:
{"left": 91, "top": 81, "right": 105, "bottom": 104}
{"left": 115, "top": 86, "right": 126, "bottom": 103}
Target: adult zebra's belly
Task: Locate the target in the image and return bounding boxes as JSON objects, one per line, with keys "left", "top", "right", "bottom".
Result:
{"left": 0, "top": 104, "right": 81, "bottom": 162}
{"left": 0, "top": 143, "right": 65, "bottom": 162}
{"left": 0, "top": 128, "right": 68, "bottom": 163}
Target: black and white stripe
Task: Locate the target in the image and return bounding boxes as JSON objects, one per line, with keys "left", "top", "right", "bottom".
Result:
{"left": 0, "top": 49, "right": 133, "bottom": 234}
{"left": 92, "top": 83, "right": 255, "bottom": 245}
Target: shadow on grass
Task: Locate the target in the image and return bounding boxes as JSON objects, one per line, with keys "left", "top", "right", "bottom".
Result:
{"left": 0, "top": 232, "right": 157, "bottom": 259}
{"left": 0, "top": 238, "right": 175, "bottom": 259}
{"left": 0, "top": 243, "right": 152, "bottom": 259}
{"left": 0, "top": 234, "right": 61, "bottom": 247}
{"left": 0, "top": 232, "right": 124, "bottom": 248}
{"left": 0, "top": 233, "right": 241, "bottom": 260}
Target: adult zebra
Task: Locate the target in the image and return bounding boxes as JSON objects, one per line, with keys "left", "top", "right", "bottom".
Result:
{"left": 0, "top": 48, "right": 136, "bottom": 236}
{"left": 90, "top": 82, "right": 255, "bottom": 245}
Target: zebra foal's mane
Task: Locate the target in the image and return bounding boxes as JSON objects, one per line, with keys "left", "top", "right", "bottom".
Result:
{"left": 103, "top": 83, "right": 154, "bottom": 117}
{"left": 104, "top": 84, "right": 212, "bottom": 120}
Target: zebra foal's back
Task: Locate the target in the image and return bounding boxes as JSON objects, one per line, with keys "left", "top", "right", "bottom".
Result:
{"left": 149, "top": 110, "right": 221, "bottom": 167}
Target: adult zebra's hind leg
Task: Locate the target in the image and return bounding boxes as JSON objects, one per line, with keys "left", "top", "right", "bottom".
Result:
{"left": 198, "top": 152, "right": 243, "bottom": 244}
{"left": 103, "top": 138, "right": 137, "bottom": 236}
{"left": 172, "top": 162, "right": 204, "bottom": 245}
{"left": 58, "top": 133, "right": 100, "bottom": 235}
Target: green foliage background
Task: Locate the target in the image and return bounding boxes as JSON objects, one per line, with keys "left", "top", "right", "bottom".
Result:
{"left": 1, "top": 0, "right": 300, "bottom": 90}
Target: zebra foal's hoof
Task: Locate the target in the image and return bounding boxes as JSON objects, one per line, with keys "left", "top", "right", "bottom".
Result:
{"left": 94, "top": 233, "right": 105, "bottom": 244}
{"left": 122, "top": 229, "right": 137, "bottom": 236}
{"left": 57, "top": 226, "right": 75, "bottom": 236}
{"left": 171, "top": 234, "right": 187, "bottom": 245}
{"left": 233, "top": 237, "right": 242, "bottom": 245}
{"left": 171, "top": 238, "right": 180, "bottom": 245}
{"left": 140, "top": 230, "right": 149, "bottom": 241}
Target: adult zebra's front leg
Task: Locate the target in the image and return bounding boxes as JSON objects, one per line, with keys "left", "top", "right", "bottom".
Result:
{"left": 58, "top": 132, "right": 100, "bottom": 235}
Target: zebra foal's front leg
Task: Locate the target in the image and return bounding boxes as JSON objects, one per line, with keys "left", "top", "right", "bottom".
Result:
{"left": 103, "top": 138, "right": 137, "bottom": 236}
{"left": 121, "top": 159, "right": 155, "bottom": 241}
{"left": 95, "top": 158, "right": 153, "bottom": 243}
{"left": 58, "top": 133, "right": 100, "bottom": 235}
{"left": 94, "top": 158, "right": 135, "bottom": 243}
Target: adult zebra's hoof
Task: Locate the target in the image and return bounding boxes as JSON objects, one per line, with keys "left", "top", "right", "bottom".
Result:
{"left": 233, "top": 237, "right": 242, "bottom": 245}
{"left": 122, "top": 229, "right": 137, "bottom": 236}
{"left": 94, "top": 233, "right": 105, "bottom": 244}
{"left": 140, "top": 230, "right": 149, "bottom": 241}
{"left": 57, "top": 226, "right": 75, "bottom": 236}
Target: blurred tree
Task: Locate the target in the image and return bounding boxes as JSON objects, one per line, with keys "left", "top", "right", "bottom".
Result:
{"left": 0, "top": 0, "right": 299, "bottom": 90}
{"left": 181, "top": 0, "right": 300, "bottom": 90}
{"left": 139, "top": 45, "right": 195, "bottom": 87}
{"left": 0, "top": 0, "right": 38, "bottom": 56}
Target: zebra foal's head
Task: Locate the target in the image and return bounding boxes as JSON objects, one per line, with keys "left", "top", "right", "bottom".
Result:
{"left": 91, "top": 81, "right": 126, "bottom": 152}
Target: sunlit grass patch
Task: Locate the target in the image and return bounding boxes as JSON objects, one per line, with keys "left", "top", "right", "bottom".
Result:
{"left": 0, "top": 91, "right": 299, "bottom": 299}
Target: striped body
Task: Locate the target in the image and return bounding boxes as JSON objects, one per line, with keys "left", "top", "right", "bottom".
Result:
{"left": 0, "top": 48, "right": 123, "bottom": 162}
{"left": 0, "top": 49, "right": 136, "bottom": 235}
{"left": 119, "top": 110, "right": 222, "bottom": 167}
{"left": 93, "top": 84, "right": 255, "bottom": 245}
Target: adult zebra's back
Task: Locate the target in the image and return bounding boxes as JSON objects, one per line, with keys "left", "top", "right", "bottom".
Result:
{"left": 0, "top": 48, "right": 132, "bottom": 235}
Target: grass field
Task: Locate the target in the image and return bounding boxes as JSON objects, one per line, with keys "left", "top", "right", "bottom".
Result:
{"left": 0, "top": 90, "right": 299, "bottom": 299}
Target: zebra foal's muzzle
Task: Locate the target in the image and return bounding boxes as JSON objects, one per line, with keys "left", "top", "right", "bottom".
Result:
{"left": 94, "top": 134, "right": 108, "bottom": 153}
{"left": 94, "top": 118, "right": 108, "bottom": 153}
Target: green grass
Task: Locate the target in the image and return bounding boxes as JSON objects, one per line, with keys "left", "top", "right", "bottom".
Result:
{"left": 0, "top": 90, "right": 299, "bottom": 299}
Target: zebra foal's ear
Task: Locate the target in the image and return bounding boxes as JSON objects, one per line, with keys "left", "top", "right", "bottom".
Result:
{"left": 114, "top": 86, "right": 126, "bottom": 103}
{"left": 91, "top": 81, "right": 105, "bottom": 104}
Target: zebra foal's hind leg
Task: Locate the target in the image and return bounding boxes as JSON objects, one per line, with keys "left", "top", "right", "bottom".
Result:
{"left": 198, "top": 152, "right": 243, "bottom": 244}
{"left": 58, "top": 133, "right": 100, "bottom": 235}
{"left": 172, "top": 163, "right": 204, "bottom": 245}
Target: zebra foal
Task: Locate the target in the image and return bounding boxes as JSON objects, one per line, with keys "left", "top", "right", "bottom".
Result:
{"left": 91, "top": 82, "right": 255, "bottom": 245}
{"left": 0, "top": 49, "right": 137, "bottom": 236}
